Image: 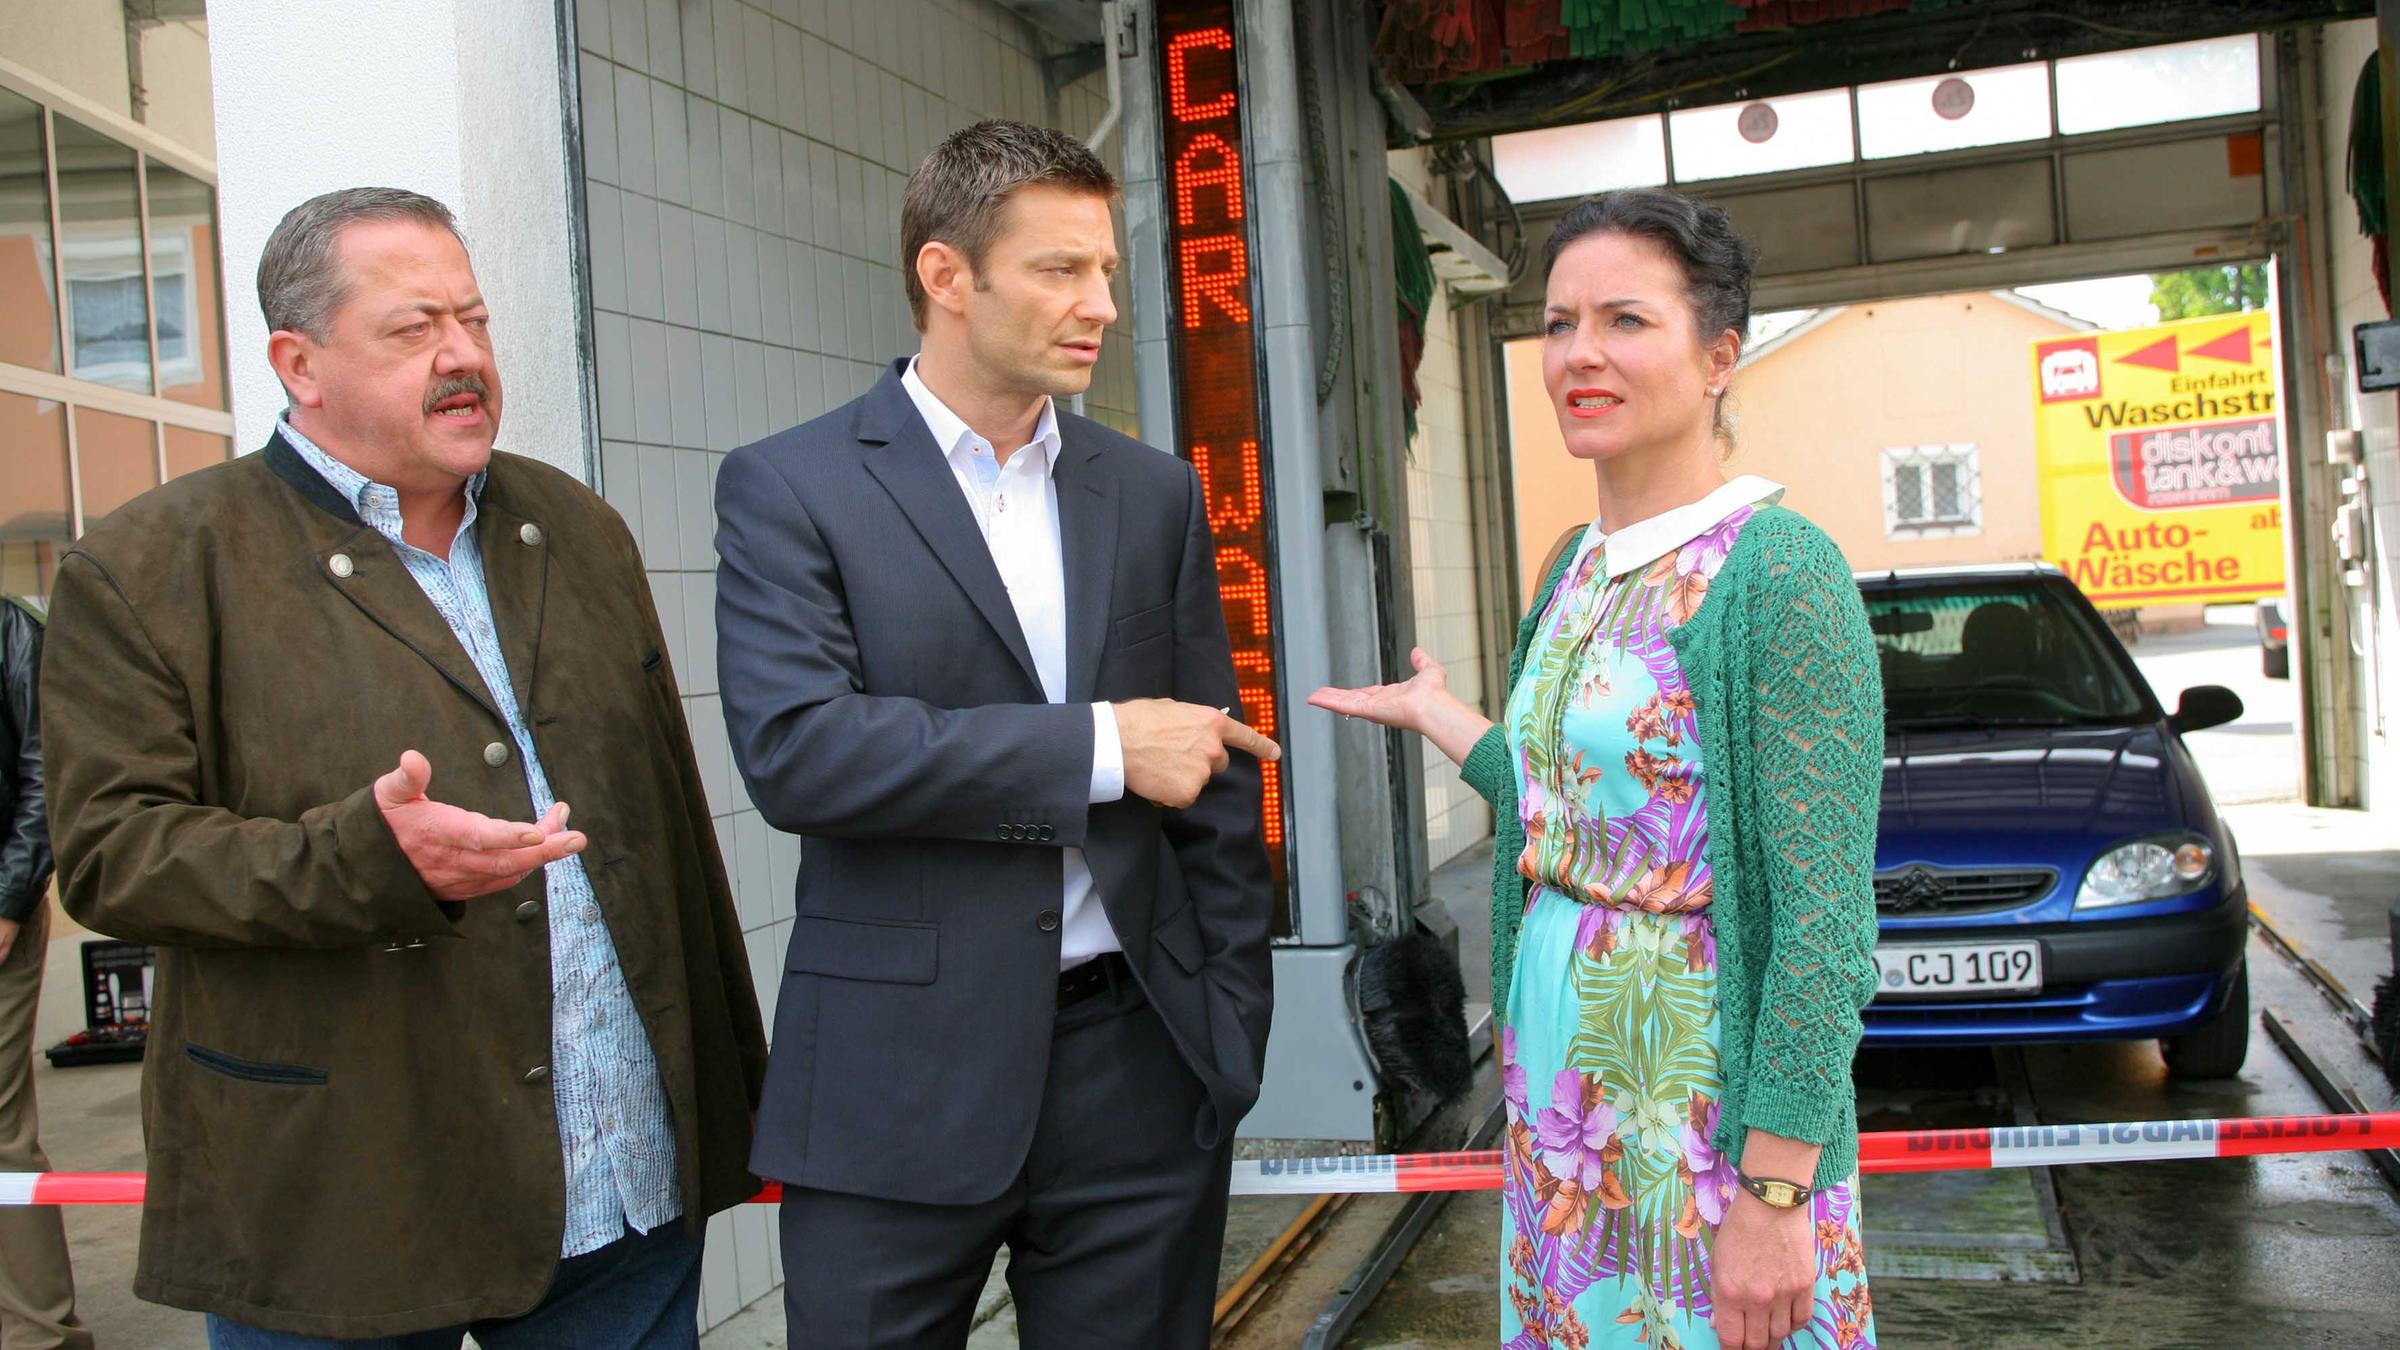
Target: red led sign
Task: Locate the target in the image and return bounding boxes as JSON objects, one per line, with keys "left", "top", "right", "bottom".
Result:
{"left": 1158, "top": 0, "right": 1289, "bottom": 918}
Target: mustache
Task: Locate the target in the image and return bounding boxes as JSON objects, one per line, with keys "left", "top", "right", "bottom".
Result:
{"left": 423, "top": 374, "right": 489, "bottom": 414}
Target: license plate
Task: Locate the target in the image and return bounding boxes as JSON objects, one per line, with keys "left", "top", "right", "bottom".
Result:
{"left": 1873, "top": 941, "right": 2042, "bottom": 998}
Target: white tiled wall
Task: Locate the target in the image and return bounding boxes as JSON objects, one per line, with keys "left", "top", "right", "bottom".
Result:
{"left": 1390, "top": 151, "right": 1496, "bottom": 871}
{"left": 569, "top": 0, "right": 1131, "bottom": 1328}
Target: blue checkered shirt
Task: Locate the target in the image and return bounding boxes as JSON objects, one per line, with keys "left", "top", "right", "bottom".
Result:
{"left": 284, "top": 418, "right": 680, "bottom": 1257}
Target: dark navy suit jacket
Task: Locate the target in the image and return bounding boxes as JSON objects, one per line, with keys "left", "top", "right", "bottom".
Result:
{"left": 716, "top": 359, "right": 1274, "bottom": 1205}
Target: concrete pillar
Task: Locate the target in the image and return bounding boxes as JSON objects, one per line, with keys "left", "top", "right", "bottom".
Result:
{"left": 205, "top": 0, "right": 590, "bottom": 480}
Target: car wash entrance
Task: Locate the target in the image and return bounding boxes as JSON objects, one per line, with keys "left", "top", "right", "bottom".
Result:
{"left": 1468, "top": 17, "right": 2363, "bottom": 813}
{"left": 1113, "top": 3, "right": 2400, "bottom": 1344}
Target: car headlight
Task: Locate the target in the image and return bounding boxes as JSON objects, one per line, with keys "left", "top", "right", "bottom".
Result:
{"left": 2075, "top": 833, "right": 2214, "bottom": 910}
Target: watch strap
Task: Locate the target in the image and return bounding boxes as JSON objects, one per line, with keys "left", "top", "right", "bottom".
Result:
{"left": 1735, "top": 1170, "right": 1814, "bottom": 1209}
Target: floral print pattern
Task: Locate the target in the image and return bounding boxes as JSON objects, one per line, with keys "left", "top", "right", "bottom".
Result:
{"left": 1497, "top": 503, "right": 1875, "bottom": 1350}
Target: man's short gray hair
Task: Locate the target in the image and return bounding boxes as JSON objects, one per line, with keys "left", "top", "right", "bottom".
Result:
{"left": 257, "top": 187, "right": 466, "bottom": 341}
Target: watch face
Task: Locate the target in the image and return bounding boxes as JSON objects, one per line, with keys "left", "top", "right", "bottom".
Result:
{"left": 1756, "top": 1180, "right": 1805, "bottom": 1208}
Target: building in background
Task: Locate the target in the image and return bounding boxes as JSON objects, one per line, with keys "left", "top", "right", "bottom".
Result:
{"left": 1506, "top": 289, "right": 2090, "bottom": 602}
{"left": 1, "top": 2, "right": 227, "bottom": 602}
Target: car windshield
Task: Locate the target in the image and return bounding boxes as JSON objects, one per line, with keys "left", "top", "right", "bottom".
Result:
{"left": 1863, "top": 581, "right": 2150, "bottom": 728}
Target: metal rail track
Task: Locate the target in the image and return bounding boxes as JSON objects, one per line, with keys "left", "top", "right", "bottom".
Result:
{"left": 2247, "top": 904, "right": 2400, "bottom": 1194}
{"left": 1296, "top": 1098, "right": 1505, "bottom": 1350}
{"left": 2247, "top": 903, "right": 2379, "bottom": 1047}
{"left": 1225, "top": 909, "right": 2394, "bottom": 1347}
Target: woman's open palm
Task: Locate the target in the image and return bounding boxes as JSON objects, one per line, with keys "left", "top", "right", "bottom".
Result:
{"left": 1307, "top": 647, "right": 1453, "bottom": 734}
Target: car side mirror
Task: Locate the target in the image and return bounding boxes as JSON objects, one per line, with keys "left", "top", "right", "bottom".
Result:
{"left": 2171, "top": 684, "right": 2243, "bottom": 734}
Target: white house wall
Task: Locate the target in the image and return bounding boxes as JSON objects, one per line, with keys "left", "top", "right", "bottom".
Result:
{"left": 208, "top": 0, "right": 586, "bottom": 479}
{"left": 1389, "top": 149, "right": 1496, "bottom": 871}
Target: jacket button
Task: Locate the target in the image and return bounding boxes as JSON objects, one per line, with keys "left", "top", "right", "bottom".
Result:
{"left": 1039, "top": 825, "right": 1056, "bottom": 841}
{"left": 520, "top": 523, "right": 544, "bottom": 546}
{"left": 514, "top": 900, "right": 540, "bottom": 922}
{"left": 327, "top": 553, "right": 354, "bottom": 578}
{"left": 998, "top": 824, "right": 1015, "bottom": 841}
{"left": 484, "top": 741, "right": 510, "bottom": 767}
{"left": 523, "top": 1065, "right": 550, "bottom": 1084}
{"left": 1037, "top": 910, "right": 1060, "bottom": 932}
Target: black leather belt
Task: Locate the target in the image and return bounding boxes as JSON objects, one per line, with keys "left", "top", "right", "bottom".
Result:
{"left": 1057, "top": 951, "right": 1132, "bottom": 1010}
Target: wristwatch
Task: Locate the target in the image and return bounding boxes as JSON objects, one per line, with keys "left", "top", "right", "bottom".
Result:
{"left": 1735, "top": 1170, "right": 1814, "bottom": 1210}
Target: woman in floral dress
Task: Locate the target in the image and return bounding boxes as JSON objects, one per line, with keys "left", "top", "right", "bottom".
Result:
{"left": 1312, "top": 188, "right": 1884, "bottom": 1350}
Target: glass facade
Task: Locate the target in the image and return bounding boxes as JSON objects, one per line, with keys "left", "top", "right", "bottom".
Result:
{"left": 0, "top": 389, "right": 71, "bottom": 600}
{"left": 0, "top": 72, "right": 231, "bottom": 600}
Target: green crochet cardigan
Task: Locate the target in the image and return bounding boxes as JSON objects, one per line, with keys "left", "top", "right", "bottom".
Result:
{"left": 1459, "top": 505, "right": 1883, "bottom": 1188}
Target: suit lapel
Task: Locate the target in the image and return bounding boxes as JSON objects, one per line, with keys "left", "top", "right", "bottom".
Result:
{"left": 474, "top": 477, "right": 549, "bottom": 718}
{"left": 856, "top": 365, "right": 1043, "bottom": 691}
{"left": 1054, "top": 427, "right": 1118, "bottom": 703}
{"left": 312, "top": 529, "right": 505, "bottom": 727}
{"left": 265, "top": 431, "right": 506, "bottom": 728}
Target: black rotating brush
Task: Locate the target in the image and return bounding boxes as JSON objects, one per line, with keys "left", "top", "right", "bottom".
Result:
{"left": 2373, "top": 970, "right": 2400, "bottom": 1093}
{"left": 1356, "top": 924, "right": 1474, "bottom": 1102}
{"left": 2378, "top": 899, "right": 2400, "bottom": 1093}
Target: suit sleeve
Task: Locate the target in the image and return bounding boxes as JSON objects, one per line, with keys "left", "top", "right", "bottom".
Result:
{"left": 714, "top": 444, "right": 1096, "bottom": 844}
{"left": 43, "top": 553, "right": 456, "bottom": 949}
{"left": 1161, "top": 462, "right": 1277, "bottom": 1088}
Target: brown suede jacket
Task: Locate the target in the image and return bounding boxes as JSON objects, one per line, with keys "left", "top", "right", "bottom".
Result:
{"left": 42, "top": 432, "right": 766, "bottom": 1337}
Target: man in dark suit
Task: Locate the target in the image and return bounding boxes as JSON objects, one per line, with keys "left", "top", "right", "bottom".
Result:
{"left": 717, "top": 121, "right": 1279, "bottom": 1348}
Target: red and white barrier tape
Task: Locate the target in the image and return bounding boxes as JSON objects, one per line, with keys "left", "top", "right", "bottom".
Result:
{"left": 7, "top": 1111, "right": 2397, "bottom": 1206}
{"left": 1228, "top": 1109, "right": 2400, "bottom": 1196}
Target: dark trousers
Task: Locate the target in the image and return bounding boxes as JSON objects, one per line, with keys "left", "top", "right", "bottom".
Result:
{"left": 203, "top": 1223, "right": 703, "bottom": 1349}
{"left": 778, "top": 975, "right": 1233, "bottom": 1349}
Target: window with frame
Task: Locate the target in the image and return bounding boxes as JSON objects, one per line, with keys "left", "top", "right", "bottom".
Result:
{"left": 1882, "top": 444, "right": 1981, "bottom": 538}
{"left": 1, "top": 73, "right": 232, "bottom": 601}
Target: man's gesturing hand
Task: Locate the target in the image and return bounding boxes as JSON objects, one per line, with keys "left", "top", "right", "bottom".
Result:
{"left": 373, "top": 750, "right": 587, "bottom": 900}
{"left": 1114, "top": 700, "right": 1282, "bottom": 810}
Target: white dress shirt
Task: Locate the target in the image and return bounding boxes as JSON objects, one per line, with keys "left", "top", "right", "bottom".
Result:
{"left": 902, "top": 358, "right": 1127, "bottom": 967}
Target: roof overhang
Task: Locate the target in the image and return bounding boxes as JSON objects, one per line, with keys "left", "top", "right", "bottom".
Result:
{"left": 1392, "top": 0, "right": 2367, "bottom": 144}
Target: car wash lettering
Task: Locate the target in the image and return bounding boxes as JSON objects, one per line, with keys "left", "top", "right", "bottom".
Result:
{"left": 1158, "top": 0, "right": 1290, "bottom": 920}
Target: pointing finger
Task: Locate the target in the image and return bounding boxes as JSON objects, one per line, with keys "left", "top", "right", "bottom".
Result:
{"left": 1224, "top": 722, "right": 1282, "bottom": 762}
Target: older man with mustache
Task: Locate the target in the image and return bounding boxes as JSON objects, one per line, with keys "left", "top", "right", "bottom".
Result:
{"left": 41, "top": 187, "right": 766, "bottom": 1348}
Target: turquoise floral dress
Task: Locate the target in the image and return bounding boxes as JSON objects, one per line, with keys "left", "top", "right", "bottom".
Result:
{"left": 1498, "top": 486, "right": 1875, "bottom": 1350}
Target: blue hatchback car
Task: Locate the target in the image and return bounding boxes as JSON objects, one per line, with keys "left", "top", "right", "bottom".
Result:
{"left": 1856, "top": 564, "right": 2251, "bottom": 1077}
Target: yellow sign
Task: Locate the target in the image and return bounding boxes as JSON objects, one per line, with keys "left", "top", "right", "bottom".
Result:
{"left": 2030, "top": 312, "right": 2284, "bottom": 610}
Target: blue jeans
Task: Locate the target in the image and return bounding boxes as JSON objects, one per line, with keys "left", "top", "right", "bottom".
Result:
{"left": 204, "top": 1223, "right": 702, "bottom": 1350}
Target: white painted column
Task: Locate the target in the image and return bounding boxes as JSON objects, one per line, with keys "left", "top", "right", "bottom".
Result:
{"left": 206, "top": 0, "right": 589, "bottom": 481}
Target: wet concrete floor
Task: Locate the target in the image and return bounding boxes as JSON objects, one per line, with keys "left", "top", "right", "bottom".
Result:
{"left": 1339, "top": 940, "right": 2400, "bottom": 1349}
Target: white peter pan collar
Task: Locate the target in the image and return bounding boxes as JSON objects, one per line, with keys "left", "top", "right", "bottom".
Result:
{"left": 1568, "top": 475, "right": 1787, "bottom": 581}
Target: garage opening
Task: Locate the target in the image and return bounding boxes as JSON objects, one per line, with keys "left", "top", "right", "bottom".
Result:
{"left": 1480, "top": 33, "right": 2336, "bottom": 812}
